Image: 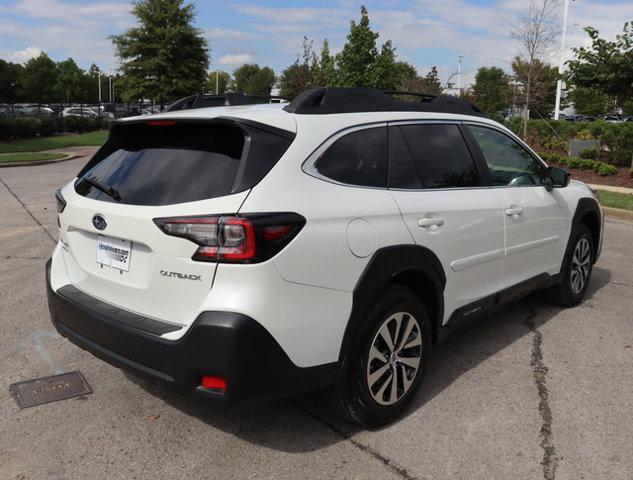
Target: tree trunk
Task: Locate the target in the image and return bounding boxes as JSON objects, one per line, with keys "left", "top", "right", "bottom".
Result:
{"left": 523, "top": 68, "right": 532, "bottom": 140}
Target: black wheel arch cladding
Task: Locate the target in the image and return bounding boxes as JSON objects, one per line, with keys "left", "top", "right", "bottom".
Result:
{"left": 571, "top": 197, "right": 601, "bottom": 262}
{"left": 339, "top": 244, "right": 445, "bottom": 364}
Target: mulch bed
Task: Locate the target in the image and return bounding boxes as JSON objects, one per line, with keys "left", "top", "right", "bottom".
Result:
{"left": 554, "top": 163, "right": 633, "bottom": 189}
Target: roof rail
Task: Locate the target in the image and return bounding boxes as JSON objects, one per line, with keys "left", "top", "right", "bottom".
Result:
{"left": 282, "top": 88, "right": 485, "bottom": 116}
{"left": 163, "top": 93, "right": 289, "bottom": 112}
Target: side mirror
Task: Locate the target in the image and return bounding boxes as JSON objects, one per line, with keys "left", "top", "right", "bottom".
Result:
{"left": 547, "top": 166, "right": 570, "bottom": 189}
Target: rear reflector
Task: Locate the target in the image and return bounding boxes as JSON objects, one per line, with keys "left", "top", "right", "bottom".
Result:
{"left": 201, "top": 375, "right": 226, "bottom": 390}
{"left": 146, "top": 120, "right": 176, "bottom": 126}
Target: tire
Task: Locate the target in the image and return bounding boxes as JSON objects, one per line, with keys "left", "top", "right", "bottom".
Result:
{"left": 547, "top": 224, "right": 594, "bottom": 307}
{"left": 329, "top": 285, "right": 432, "bottom": 427}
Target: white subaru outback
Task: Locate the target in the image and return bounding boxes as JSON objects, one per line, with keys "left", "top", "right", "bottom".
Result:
{"left": 47, "top": 88, "right": 602, "bottom": 426}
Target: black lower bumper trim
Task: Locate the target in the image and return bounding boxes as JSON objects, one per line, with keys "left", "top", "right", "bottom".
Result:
{"left": 46, "top": 259, "right": 339, "bottom": 404}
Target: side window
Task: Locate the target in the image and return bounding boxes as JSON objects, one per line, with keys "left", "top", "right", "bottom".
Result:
{"left": 391, "top": 124, "right": 480, "bottom": 189}
{"left": 314, "top": 127, "right": 388, "bottom": 188}
{"left": 467, "top": 125, "right": 547, "bottom": 187}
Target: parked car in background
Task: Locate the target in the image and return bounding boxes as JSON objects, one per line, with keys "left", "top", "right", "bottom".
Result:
{"left": 61, "top": 107, "right": 100, "bottom": 118}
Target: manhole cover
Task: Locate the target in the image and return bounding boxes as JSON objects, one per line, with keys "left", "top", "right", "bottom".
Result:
{"left": 10, "top": 371, "right": 93, "bottom": 409}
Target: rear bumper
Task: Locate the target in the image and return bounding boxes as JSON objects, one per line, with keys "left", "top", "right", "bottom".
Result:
{"left": 46, "top": 259, "right": 339, "bottom": 404}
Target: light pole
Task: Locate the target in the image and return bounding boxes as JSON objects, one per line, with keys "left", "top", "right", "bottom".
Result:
{"left": 554, "top": 0, "right": 571, "bottom": 120}
{"left": 457, "top": 55, "right": 463, "bottom": 96}
{"left": 98, "top": 69, "right": 102, "bottom": 103}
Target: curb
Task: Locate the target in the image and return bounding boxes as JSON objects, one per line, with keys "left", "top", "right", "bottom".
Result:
{"left": 0, "top": 153, "right": 82, "bottom": 168}
{"left": 589, "top": 183, "right": 633, "bottom": 195}
{"left": 603, "top": 206, "right": 633, "bottom": 225}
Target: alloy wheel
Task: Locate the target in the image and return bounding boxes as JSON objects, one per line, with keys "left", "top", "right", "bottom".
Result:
{"left": 366, "top": 312, "right": 422, "bottom": 406}
{"left": 570, "top": 237, "right": 591, "bottom": 294}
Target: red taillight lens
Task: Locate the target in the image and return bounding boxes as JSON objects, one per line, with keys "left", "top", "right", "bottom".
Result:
{"left": 153, "top": 213, "right": 305, "bottom": 263}
{"left": 201, "top": 375, "right": 226, "bottom": 390}
{"left": 146, "top": 120, "right": 176, "bottom": 126}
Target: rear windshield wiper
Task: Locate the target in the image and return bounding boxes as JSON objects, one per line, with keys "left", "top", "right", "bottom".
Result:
{"left": 78, "top": 176, "right": 121, "bottom": 201}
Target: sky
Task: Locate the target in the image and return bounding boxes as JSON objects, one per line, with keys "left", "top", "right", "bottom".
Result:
{"left": 0, "top": 0, "right": 631, "bottom": 86}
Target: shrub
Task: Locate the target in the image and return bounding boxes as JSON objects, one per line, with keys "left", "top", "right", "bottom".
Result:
{"left": 39, "top": 116, "right": 60, "bottom": 137}
{"left": 579, "top": 147, "right": 599, "bottom": 160}
{"left": 577, "top": 159, "right": 596, "bottom": 170}
{"left": 557, "top": 156, "right": 570, "bottom": 166}
{"left": 62, "top": 115, "right": 102, "bottom": 133}
{"left": 611, "top": 150, "right": 633, "bottom": 167}
{"left": 567, "top": 157, "right": 582, "bottom": 169}
{"left": 597, "top": 163, "right": 618, "bottom": 176}
{"left": 630, "top": 168, "right": 633, "bottom": 178}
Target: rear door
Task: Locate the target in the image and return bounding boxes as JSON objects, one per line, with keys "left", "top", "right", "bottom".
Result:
{"left": 388, "top": 122, "right": 505, "bottom": 323}
{"left": 465, "top": 124, "right": 568, "bottom": 288}
{"left": 58, "top": 119, "right": 292, "bottom": 327}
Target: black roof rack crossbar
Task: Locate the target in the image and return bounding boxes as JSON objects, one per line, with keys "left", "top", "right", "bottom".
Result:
{"left": 164, "top": 93, "right": 289, "bottom": 112}
{"left": 282, "top": 87, "right": 485, "bottom": 116}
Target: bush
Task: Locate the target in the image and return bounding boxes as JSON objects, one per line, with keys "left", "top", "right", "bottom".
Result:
{"left": 557, "top": 156, "right": 569, "bottom": 166}
{"left": 575, "top": 129, "right": 595, "bottom": 141}
{"left": 578, "top": 159, "right": 597, "bottom": 170}
{"left": 630, "top": 168, "right": 633, "bottom": 178}
{"left": 597, "top": 163, "right": 618, "bottom": 176}
{"left": 579, "top": 147, "right": 599, "bottom": 160}
{"left": 62, "top": 115, "right": 105, "bottom": 133}
{"left": 39, "top": 116, "right": 60, "bottom": 137}
{"left": 611, "top": 150, "right": 633, "bottom": 167}
{"left": 567, "top": 157, "right": 582, "bottom": 169}
{"left": 13, "top": 117, "right": 40, "bottom": 138}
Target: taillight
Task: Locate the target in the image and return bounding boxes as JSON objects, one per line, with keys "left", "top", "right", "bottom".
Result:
{"left": 55, "top": 189, "right": 66, "bottom": 213}
{"left": 153, "top": 213, "right": 305, "bottom": 263}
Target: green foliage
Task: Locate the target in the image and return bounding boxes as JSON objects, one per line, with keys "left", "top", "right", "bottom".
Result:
{"left": 611, "top": 149, "right": 633, "bottom": 167}
{"left": 511, "top": 57, "right": 558, "bottom": 118}
{"left": 567, "top": 22, "right": 633, "bottom": 107}
{"left": 567, "top": 87, "right": 611, "bottom": 117}
{"left": 278, "top": 37, "right": 322, "bottom": 98}
{"left": 473, "top": 67, "right": 511, "bottom": 114}
{"left": 62, "top": 115, "right": 106, "bottom": 133}
{"left": 232, "top": 64, "right": 276, "bottom": 96}
{"left": 597, "top": 189, "right": 633, "bottom": 210}
{"left": 577, "top": 159, "right": 596, "bottom": 170}
{"left": 0, "top": 152, "right": 66, "bottom": 164}
{"left": 19, "top": 53, "right": 58, "bottom": 103}
{"left": 597, "top": 163, "right": 618, "bottom": 176}
{"left": 579, "top": 148, "right": 599, "bottom": 160}
{"left": 0, "top": 130, "right": 108, "bottom": 153}
{"left": 630, "top": 168, "right": 633, "bottom": 178}
{"left": 0, "top": 59, "right": 24, "bottom": 101}
{"left": 566, "top": 157, "right": 582, "bottom": 169}
{"left": 0, "top": 116, "right": 64, "bottom": 141}
{"left": 330, "top": 6, "right": 404, "bottom": 90}
{"left": 53, "top": 58, "right": 94, "bottom": 103}
{"left": 206, "top": 71, "right": 230, "bottom": 95}
{"left": 111, "top": 0, "right": 209, "bottom": 102}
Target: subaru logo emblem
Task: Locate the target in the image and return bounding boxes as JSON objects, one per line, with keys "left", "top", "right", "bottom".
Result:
{"left": 92, "top": 214, "right": 107, "bottom": 231}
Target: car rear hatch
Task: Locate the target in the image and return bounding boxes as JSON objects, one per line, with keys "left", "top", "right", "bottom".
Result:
{"left": 57, "top": 117, "right": 294, "bottom": 330}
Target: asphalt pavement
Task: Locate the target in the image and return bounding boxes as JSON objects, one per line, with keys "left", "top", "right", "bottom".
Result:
{"left": 1, "top": 154, "right": 632, "bottom": 480}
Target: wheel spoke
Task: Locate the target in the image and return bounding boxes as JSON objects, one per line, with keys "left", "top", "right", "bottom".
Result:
{"left": 403, "top": 332, "right": 422, "bottom": 350}
{"left": 389, "top": 366, "right": 399, "bottom": 403}
{"left": 397, "top": 315, "right": 415, "bottom": 351}
{"left": 368, "top": 363, "right": 390, "bottom": 388}
{"left": 400, "top": 364, "right": 414, "bottom": 392}
{"left": 377, "top": 322, "right": 395, "bottom": 352}
{"left": 391, "top": 314, "right": 403, "bottom": 350}
{"left": 398, "top": 355, "right": 420, "bottom": 370}
{"left": 375, "top": 371, "right": 393, "bottom": 401}
{"left": 369, "top": 345, "right": 388, "bottom": 364}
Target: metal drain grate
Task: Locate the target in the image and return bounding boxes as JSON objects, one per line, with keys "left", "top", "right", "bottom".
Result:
{"left": 10, "top": 371, "right": 93, "bottom": 409}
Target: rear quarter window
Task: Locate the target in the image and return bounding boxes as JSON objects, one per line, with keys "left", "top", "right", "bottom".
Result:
{"left": 76, "top": 120, "right": 293, "bottom": 206}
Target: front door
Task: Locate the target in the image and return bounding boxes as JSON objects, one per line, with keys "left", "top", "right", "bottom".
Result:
{"left": 465, "top": 124, "right": 568, "bottom": 289}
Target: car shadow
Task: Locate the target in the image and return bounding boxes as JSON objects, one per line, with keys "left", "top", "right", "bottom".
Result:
{"left": 128, "top": 267, "right": 611, "bottom": 452}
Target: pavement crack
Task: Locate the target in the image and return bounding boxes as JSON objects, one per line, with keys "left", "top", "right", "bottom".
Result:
{"left": 524, "top": 302, "right": 558, "bottom": 480}
{"left": 288, "top": 400, "right": 419, "bottom": 480}
{"left": 0, "top": 177, "right": 56, "bottom": 244}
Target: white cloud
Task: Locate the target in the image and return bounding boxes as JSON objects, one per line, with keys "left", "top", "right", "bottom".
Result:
{"left": 218, "top": 53, "right": 253, "bottom": 67}
{"left": 11, "top": 45, "right": 42, "bottom": 63}
{"left": 206, "top": 27, "right": 260, "bottom": 41}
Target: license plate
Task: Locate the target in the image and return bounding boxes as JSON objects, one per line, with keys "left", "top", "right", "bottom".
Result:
{"left": 96, "top": 235, "right": 132, "bottom": 271}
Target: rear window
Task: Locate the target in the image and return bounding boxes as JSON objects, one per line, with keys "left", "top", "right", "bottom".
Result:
{"left": 76, "top": 120, "right": 292, "bottom": 206}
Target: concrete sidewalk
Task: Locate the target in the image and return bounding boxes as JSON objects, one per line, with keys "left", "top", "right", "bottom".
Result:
{"left": 589, "top": 183, "right": 633, "bottom": 194}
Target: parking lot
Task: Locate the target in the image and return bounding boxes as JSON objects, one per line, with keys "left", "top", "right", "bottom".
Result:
{"left": 1, "top": 154, "right": 632, "bottom": 480}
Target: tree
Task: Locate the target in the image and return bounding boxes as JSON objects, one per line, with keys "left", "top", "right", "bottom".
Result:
{"left": 278, "top": 37, "right": 319, "bottom": 98}
{"left": 567, "top": 87, "right": 611, "bottom": 116}
{"left": 207, "top": 71, "right": 230, "bottom": 94}
{"left": 19, "top": 53, "right": 57, "bottom": 103}
{"left": 315, "top": 39, "right": 335, "bottom": 87}
{"left": 473, "top": 67, "right": 511, "bottom": 114}
{"left": 399, "top": 66, "right": 443, "bottom": 96}
{"left": 232, "top": 64, "right": 275, "bottom": 95}
{"left": 53, "top": 58, "right": 92, "bottom": 102}
{"left": 566, "top": 22, "right": 633, "bottom": 111}
{"left": 512, "top": 57, "right": 558, "bottom": 118}
{"left": 511, "top": 0, "right": 561, "bottom": 137}
{"left": 111, "top": 0, "right": 209, "bottom": 103}
{"left": 332, "top": 5, "right": 400, "bottom": 89}
{"left": 0, "top": 60, "right": 23, "bottom": 101}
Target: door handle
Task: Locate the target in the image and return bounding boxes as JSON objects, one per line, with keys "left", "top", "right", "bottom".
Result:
{"left": 505, "top": 207, "right": 524, "bottom": 217}
{"left": 418, "top": 218, "right": 445, "bottom": 228}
